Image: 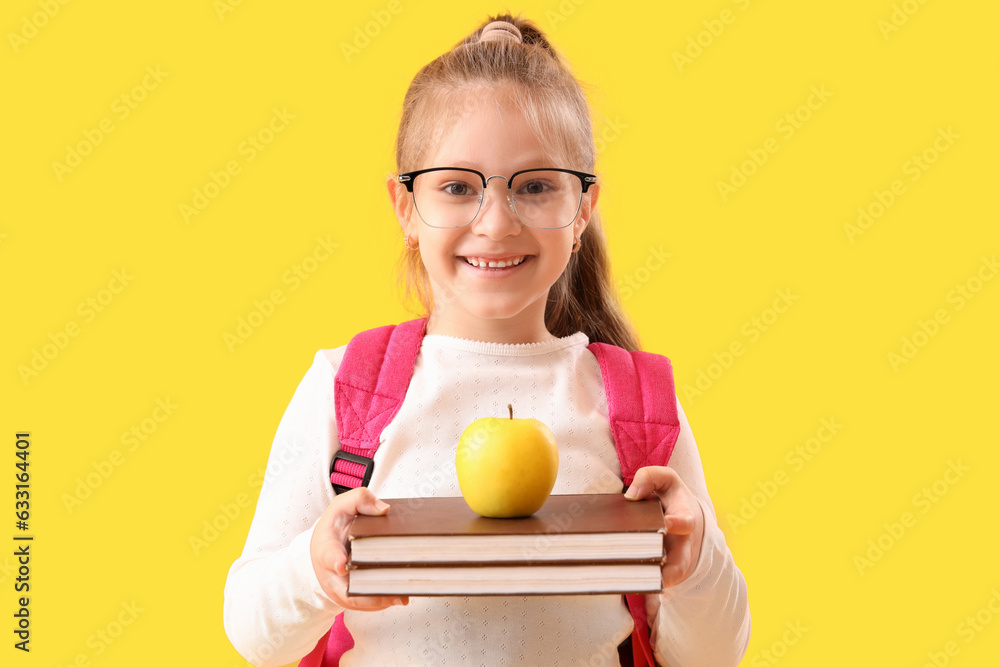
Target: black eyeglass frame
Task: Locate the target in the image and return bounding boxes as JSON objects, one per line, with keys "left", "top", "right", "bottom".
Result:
{"left": 397, "top": 167, "right": 598, "bottom": 230}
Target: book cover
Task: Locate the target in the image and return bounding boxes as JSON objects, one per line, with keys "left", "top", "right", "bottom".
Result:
{"left": 348, "top": 493, "right": 666, "bottom": 566}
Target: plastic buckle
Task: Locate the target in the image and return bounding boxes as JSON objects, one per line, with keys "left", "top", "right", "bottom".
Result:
{"left": 330, "top": 450, "right": 375, "bottom": 495}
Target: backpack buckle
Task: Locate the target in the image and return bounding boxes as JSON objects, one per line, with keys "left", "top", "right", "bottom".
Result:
{"left": 330, "top": 450, "right": 375, "bottom": 495}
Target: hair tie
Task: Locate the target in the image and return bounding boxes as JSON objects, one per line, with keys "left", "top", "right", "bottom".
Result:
{"left": 478, "top": 20, "right": 522, "bottom": 44}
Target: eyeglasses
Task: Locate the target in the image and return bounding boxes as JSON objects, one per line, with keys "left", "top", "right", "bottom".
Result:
{"left": 397, "top": 167, "right": 597, "bottom": 229}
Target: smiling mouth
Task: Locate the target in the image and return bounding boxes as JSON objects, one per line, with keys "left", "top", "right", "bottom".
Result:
{"left": 461, "top": 256, "right": 528, "bottom": 269}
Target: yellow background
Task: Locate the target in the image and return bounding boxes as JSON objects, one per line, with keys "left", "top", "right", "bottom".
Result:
{"left": 3, "top": 0, "right": 998, "bottom": 665}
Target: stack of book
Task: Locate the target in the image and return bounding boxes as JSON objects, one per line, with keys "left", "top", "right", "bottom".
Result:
{"left": 347, "top": 493, "right": 665, "bottom": 596}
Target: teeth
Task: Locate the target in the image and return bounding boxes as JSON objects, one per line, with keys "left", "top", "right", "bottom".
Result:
{"left": 464, "top": 256, "right": 525, "bottom": 268}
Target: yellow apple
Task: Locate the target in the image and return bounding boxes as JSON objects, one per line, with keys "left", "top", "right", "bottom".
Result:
{"left": 456, "top": 404, "right": 559, "bottom": 518}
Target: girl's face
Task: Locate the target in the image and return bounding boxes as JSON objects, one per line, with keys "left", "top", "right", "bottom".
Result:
{"left": 389, "top": 91, "right": 598, "bottom": 344}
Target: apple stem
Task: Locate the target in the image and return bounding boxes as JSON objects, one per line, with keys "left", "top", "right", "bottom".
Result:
{"left": 507, "top": 404, "right": 513, "bottom": 420}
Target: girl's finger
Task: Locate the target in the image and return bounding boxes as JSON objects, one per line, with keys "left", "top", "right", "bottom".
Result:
{"left": 343, "top": 595, "right": 409, "bottom": 612}
{"left": 661, "top": 533, "right": 693, "bottom": 588}
{"left": 331, "top": 487, "right": 392, "bottom": 521}
{"left": 664, "top": 511, "right": 697, "bottom": 535}
{"left": 624, "top": 466, "right": 678, "bottom": 500}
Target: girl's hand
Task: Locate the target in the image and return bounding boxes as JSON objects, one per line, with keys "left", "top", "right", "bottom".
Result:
{"left": 310, "top": 487, "right": 409, "bottom": 611}
{"left": 624, "top": 466, "right": 706, "bottom": 588}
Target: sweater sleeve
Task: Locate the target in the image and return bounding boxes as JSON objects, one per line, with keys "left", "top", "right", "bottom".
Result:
{"left": 646, "top": 399, "right": 752, "bottom": 667}
{"left": 223, "top": 348, "right": 346, "bottom": 667}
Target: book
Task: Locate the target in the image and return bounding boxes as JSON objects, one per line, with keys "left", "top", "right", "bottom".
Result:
{"left": 346, "top": 493, "right": 665, "bottom": 596}
{"left": 347, "top": 563, "right": 664, "bottom": 596}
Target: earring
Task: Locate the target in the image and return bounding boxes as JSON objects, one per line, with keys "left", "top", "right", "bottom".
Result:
{"left": 571, "top": 236, "right": 582, "bottom": 253}
{"left": 404, "top": 233, "right": 419, "bottom": 251}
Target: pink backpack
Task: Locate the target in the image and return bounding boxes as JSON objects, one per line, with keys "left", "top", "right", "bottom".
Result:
{"left": 299, "top": 317, "right": 679, "bottom": 667}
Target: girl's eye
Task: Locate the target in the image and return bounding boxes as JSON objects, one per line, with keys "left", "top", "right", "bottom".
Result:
{"left": 519, "top": 180, "right": 550, "bottom": 195}
{"left": 443, "top": 182, "right": 476, "bottom": 196}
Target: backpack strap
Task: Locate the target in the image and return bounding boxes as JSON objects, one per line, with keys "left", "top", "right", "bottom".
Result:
{"left": 329, "top": 317, "right": 428, "bottom": 493}
{"left": 586, "top": 343, "right": 680, "bottom": 487}
{"left": 297, "top": 625, "right": 336, "bottom": 667}
{"left": 588, "top": 342, "right": 681, "bottom": 667}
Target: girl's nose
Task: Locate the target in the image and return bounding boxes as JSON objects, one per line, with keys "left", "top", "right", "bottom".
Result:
{"left": 472, "top": 179, "right": 521, "bottom": 237}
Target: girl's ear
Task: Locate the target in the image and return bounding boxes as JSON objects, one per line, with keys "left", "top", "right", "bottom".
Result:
{"left": 575, "top": 182, "right": 600, "bottom": 237}
{"left": 386, "top": 175, "right": 416, "bottom": 237}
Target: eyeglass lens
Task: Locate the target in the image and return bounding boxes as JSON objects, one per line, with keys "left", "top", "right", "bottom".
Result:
{"left": 411, "top": 170, "right": 582, "bottom": 229}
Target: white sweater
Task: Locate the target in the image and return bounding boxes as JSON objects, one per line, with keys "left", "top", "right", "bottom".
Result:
{"left": 224, "top": 331, "right": 751, "bottom": 666}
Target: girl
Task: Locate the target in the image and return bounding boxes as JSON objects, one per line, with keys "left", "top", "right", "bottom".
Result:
{"left": 224, "top": 13, "right": 750, "bottom": 666}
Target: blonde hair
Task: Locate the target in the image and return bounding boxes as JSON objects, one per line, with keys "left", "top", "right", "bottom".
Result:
{"left": 393, "top": 12, "right": 641, "bottom": 351}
